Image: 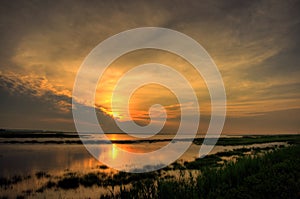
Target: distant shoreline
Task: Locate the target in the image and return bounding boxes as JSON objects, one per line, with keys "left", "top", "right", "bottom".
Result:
{"left": 0, "top": 128, "right": 299, "bottom": 136}
{"left": 0, "top": 132, "right": 299, "bottom": 146}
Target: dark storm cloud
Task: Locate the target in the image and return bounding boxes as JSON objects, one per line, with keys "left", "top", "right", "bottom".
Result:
{"left": 0, "top": 73, "right": 73, "bottom": 130}
{"left": 0, "top": 73, "right": 120, "bottom": 131}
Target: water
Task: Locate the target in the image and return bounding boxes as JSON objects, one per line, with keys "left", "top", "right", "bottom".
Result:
{"left": 0, "top": 133, "right": 289, "bottom": 198}
{"left": 0, "top": 144, "right": 98, "bottom": 176}
{"left": 0, "top": 133, "right": 285, "bottom": 176}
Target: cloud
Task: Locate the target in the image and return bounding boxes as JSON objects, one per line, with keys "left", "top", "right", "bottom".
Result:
{"left": 0, "top": 72, "right": 175, "bottom": 133}
{"left": 0, "top": 72, "right": 72, "bottom": 112}
{"left": 0, "top": 72, "right": 74, "bottom": 129}
{"left": 224, "top": 108, "right": 300, "bottom": 134}
{"left": 0, "top": 0, "right": 299, "bottom": 133}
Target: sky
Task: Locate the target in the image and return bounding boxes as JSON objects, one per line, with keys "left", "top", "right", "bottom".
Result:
{"left": 0, "top": 0, "right": 299, "bottom": 134}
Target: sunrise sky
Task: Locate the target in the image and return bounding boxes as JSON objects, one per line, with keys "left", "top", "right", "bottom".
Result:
{"left": 0, "top": 0, "right": 299, "bottom": 134}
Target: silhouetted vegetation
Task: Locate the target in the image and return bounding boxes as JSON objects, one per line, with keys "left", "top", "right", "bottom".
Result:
{"left": 35, "top": 171, "right": 50, "bottom": 179}
{"left": 184, "top": 154, "right": 222, "bottom": 169}
{"left": 57, "top": 175, "right": 80, "bottom": 189}
{"left": 0, "top": 175, "right": 24, "bottom": 188}
{"left": 36, "top": 181, "right": 56, "bottom": 193}
{"left": 100, "top": 144, "right": 300, "bottom": 199}
{"left": 1, "top": 133, "right": 299, "bottom": 146}
{"left": 206, "top": 134, "right": 299, "bottom": 146}
{"left": 80, "top": 173, "right": 101, "bottom": 187}
{"left": 1, "top": 134, "right": 299, "bottom": 198}
{"left": 98, "top": 165, "right": 109, "bottom": 169}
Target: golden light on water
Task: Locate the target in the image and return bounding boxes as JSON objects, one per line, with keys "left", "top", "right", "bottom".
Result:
{"left": 111, "top": 144, "right": 119, "bottom": 160}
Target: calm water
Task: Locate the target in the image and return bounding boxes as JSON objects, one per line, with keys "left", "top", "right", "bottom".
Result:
{"left": 0, "top": 133, "right": 285, "bottom": 176}
{"left": 0, "top": 133, "right": 288, "bottom": 198}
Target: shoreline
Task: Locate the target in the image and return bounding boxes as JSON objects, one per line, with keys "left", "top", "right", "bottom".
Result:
{"left": 0, "top": 134, "right": 299, "bottom": 146}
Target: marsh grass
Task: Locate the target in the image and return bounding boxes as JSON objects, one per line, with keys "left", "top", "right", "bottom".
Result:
{"left": 1, "top": 135, "right": 298, "bottom": 198}
{"left": 0, "top": 175, "right": 24, "bottom": 188}
{"left": 35, "top": 171, "right": 50, "bottom": 179}
{"left": 184, "top": 154, "right": 222, "bottom": 169}
{"left": 100, "top": 144, "right": 300, "bottom": 199}
{"left": 57, "top": 175, "right": 80, "bottom": 189}
{"left": 215, "top": 134, "right": 299, "bottom": 146}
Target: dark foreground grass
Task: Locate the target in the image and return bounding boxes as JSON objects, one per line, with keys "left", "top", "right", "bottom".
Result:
{"left": 101, "top": 144, "right": 300, "bottom": 199}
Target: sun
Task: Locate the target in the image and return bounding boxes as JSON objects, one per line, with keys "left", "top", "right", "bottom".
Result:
{"left": 112, "top": 111, "right": 124, "bottom": 120}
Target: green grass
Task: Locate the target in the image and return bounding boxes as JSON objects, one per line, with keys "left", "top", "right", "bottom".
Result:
{"left": 184, "top": 154, "right": 222, "bottom": 169}
{"left": 196, "top": 145, "right": 300, "bottom": 199}
{"left": 101, "top": 144, "right": 300, "bottom": 199}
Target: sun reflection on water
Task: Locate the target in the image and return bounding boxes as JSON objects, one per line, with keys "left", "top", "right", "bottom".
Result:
{"left": 111, "top": 144, "right": 119, "bottom": 160}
